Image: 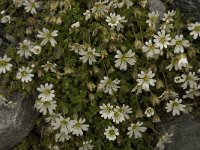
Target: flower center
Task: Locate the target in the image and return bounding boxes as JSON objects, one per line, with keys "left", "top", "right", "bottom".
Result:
{"left": 109, "top": 129, "right": 115, "bottom": 136}
{"left": 0, "top": 60, "right": 7, "bottom": 67}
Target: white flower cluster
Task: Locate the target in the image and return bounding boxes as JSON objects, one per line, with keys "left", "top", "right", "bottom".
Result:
{"left": 52, "top": 116, "right": 89, "bottom": 142}
{"left": 35, "top": 83, "right": 57, "bottom": 115}
{"left": 99, "top": 103, "right": 132, "bottom": 123}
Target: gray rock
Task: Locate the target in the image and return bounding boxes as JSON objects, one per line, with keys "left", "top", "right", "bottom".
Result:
{"left": 148, "top": 0, "right": 165, "bottom": 20}
{"left": 171, "top": 0, "right": 200, "bottom": 21}
{"left": 158, "top": 114, "right": 200, "bottom": 150}
{"left": 0, "top": 90, "right": 37, "bottom": 150}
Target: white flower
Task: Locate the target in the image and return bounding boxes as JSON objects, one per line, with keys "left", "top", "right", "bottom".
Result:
{"left": 99, "top": 103, "right": 114, "bottom": 119}
{"left": 45, "top": 113, "right": 61, "bottom": 124}
{"left": 170, "top": 35, "right": 189, "bottom": 53}
{"left": 52, "top": 116, "right": 74, "bottom": 134}
{"left": 55, "top": 132, "right": 71, "bottom": 142}
{"left": 136, "top": 70, "right": 156, "bottom": 91}
{"left": 162, "top": 10, "right": 176, "bottom": 23}
{"left": 83, "top": 10, "right": 91, "bottom": 20}
{"left": 116, "top": 104, "right": 132, "bottom": 119}
{"left": 156, "top": 133, "right": 173, "bottom": 150}
{"left": 71, "top": 118, "right": 89, "bottom": 136}
{"left": 69, "top": 43, "right": 85, "bottom": 54}
{"left": 37, "top": 83, "right": 55, "bottom": 101}
{"left": 144, "top": 107, "right": 155, "bottom": 117}
{"left": 183, "top": 85, "right": 200, "bottom": 99}
{"left": 34, "top": 99, "right": 57, "bottom": 115}
{"left": 159, "top": 90, "right": 179, "bottom": 101}
{"left": 188, "top": 22, "right": 200, "bottom": 39}
{"left": 23, "top": 0, "right": 40, "bottom": 14}
{"left": 106, "top": 13, "right": 127, "bottom": 31}
{"left": 106, "top": 13, "right": 121, "bottom": 27}
{"left": 79, "top": 47, "right": 100, "bottom": 65}
{"left": 98, "top": 76, "right": 120, "bottom": 95}
{"left": 146, "top": 11, "right": 159, "bottom": 28}
{"left": 104, "top": 126, "right": 119, "bottom": 141}
{"left": 180, "top": 72, "right": 199, "bottom": 89}
{"left": 127, "top": 121, "right": 147, "bottom": 139}
{"left": 91, "top": 1, "right": 108, "bottom": 17}
{"left": 123, "top": 0, "right": 133, "bottom": 9}
{"left": 112, "top": 108, "right": 125, "bottom": 124}
{"left": 114, "top": 49, "right": 136, "bottom": 70}
{"left": 79, "top": 140, "right": 94, "bottom": 150}
{"left": 165, "top": 98, "right": 186, "bottom": 116}
{"left": 154, "top": 30, "right": 171, "bottom": 49}
{"left": 16, "top": 66, "right": 34, "bottom": 83}
{"left": 71, "top": 21, "right": 80, "bottom": 28}
{"left": 108, "top": 0, "right": 124, "bottom": 9}
{"left": 17, "top": 39, "right": 33, "bottom": 58}
{"left": 41, "top": 61, "right": 57, "bottom": 73}
{"left": 142, "top": 40, "right": 162, "bottom": 59}
{"left": 12, "top": 0, "right": 23, "bottom": 7}
{"left": 174, "top": 76, "right": 182, "bottom": 83}
{"left": 1, "top": 15, "right": 11, "bottom": 23}
{"left": 37, "top": 28, "right": 58, "bottom": 47}
{"left": 31, "top": 45, "right": 41, "bottom": 55}
{"left": 0, "top": 55, "right": 13, "bottom": 74}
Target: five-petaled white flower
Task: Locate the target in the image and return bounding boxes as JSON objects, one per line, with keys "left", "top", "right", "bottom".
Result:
{"left": 0, "top": 55, "right": 13, "bottom": 74}
{"left": 98, "top": 76, "right": 120, "bottom": 95}
{"left": 183, "top": 85, "right": 200, "bottom": 99}
{"left": 114, "top": 49, "right": 136, "bottom": 71}
{"left": 71, "top": 118, "right": 89, "bottom": 136}
{"left": 106, "top": 13, "right": 127, "bottom": 31}
{"left": 115, "top": 104, "right": 132, "bottom": 119}
{"left": 146, "top": 11, "right": 159, "bottom": 29}
{"left": 180, "top": 72, "right": 199, "bottom": 89}
{"left": 37, "top": 83, "right": 55, "bottom": 101}
{"left": 17, "top": 39, "right": 33, "bottom": 59}
{"left": 156, "top": 133, "right": 173, "bottom": 150}
{"left": 159, "top": 90, "right": 179, "bottom": 101}
{"left": 104, "top": 126, "right": 119, "bottom": 141}
{"left": 154, "top": 30, "right": 171, "bottom": 49}
{"left": 165, "top": 98, "right": 186, "bottom": 116}
{"left": 99, "top": 103, "right": 114, "bottom": 119}
{"left": 79, "top": 47, "right": 100, "bottom": 65}
{"left": 37, "top": 28, "right": 58, "bottom": 47}
{"left": 112, "top": 108, "right": 125, "bottom": 124}
{"left": 136, "top": 70, "right": 157, "bottom": 91}
{"left": 188, "top": 22, "right": 200, "bottom": 39}
{"left": 41, "top": 61, "right": 57, "bottom": 73}
{"left": 52, "top": 116, "right": 74, "bottom": 134}
{"left": 127, "top": 121, "right": 147, "bottom": 138}
{"left": 55, "top": 131, "right": 71, "bottom": 142}
{"left": 91, "top": 1, "right": 108, "bottom": 17}
{"left": 79, "top": 140, "right": 94, "bottom": 150}
{"left": 16, "top": 66, "right": 34, "bottom": 83}
{"left": 34, "top": 99, "right": 57, "bottom": 115}
{"left": 170, "top": 35, "right": 189, "bottom": 53}
{"left": 142, "top": 39, "right": 162, "bottom": 59}
{"left": 23, "top": 0, "right": 40, "bottom": 14}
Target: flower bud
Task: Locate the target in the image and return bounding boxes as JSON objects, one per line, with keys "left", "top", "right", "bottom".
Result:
{"left": 150, "top": 94, "right": 160, "bottom": 106}
{"left": 134, "top": 39, "right": 142, "bottom": 49}
{"left": 135, "top": 108, "right": 144, "bottom": 118}
{"left": 87, "top": 82, "right": 96, "bottom": 92}
{"left": 156, "top": 79, "right": 164, "bottom": 89}
{"left": 88, "top": 93, "right": 95, "bottom": 101}
{"left": 152, "top": 114, "right": 161, "bottom": 123}
{"left": 139, "top": 0, "right": 148, "bottom": 8}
